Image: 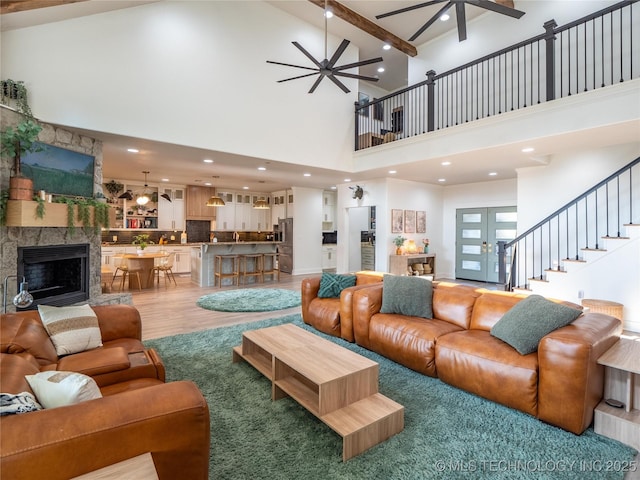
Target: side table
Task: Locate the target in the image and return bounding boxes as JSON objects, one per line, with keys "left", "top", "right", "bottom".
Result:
{"left": 594, "top": 338, "right": 640, "bottom": 450}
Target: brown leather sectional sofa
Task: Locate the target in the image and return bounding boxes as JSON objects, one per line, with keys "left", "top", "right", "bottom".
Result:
{"left": 0, "top": 304, "right": 210, "bottom": 480}
{"left": 343, "top": 281, "right": 622, "bottom": 434}
{"left": 301, "top": 271, "right": 384, "bottom": 342}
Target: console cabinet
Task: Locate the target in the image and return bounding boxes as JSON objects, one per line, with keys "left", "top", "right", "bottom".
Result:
{"left": 388, "top": 253, "right": 435, "bottom": 277}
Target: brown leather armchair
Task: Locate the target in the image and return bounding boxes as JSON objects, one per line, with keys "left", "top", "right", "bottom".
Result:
{"left": 301, "top": 271, "right": 383, "bottom": 342}
{"left": 0, "top": 305, "right": 210, "bottom": 480}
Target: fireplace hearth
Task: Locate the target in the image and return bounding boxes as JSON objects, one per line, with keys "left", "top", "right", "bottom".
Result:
{"left": 17, "top": 244, "right": 90, "bottom": 310}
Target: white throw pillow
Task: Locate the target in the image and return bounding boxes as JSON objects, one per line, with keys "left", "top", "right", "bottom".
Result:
{"left": 38, "top": 304, "right": 103, "bottom": 356}
{"left": 25, "top": 371, "right": 102, "bottom": 409}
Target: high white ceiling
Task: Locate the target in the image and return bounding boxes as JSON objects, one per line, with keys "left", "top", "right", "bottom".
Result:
{"left": 2, "top": 1, "right": 635, "bottom": 192}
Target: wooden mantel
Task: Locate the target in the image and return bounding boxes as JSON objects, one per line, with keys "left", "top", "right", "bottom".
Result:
{"left": 5, "top": 200, "right": 98, "bottom": 228}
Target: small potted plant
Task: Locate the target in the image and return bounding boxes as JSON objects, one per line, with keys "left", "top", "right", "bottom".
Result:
{"left": 393, "top": 235, "right": 406, "bottom": 255}
{"left": 132, "top": 233, "right": 153, "bottom": 255}
{"left": 422, "top": 238, "right": 430, "bottom": 253}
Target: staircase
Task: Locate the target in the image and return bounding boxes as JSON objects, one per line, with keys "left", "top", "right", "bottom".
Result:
{"left": 500, "top": 157, "right": 640, "bottom": 332}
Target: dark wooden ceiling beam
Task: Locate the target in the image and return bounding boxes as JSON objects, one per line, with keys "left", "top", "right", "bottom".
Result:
{"left": 307, "top": 0, "right": 417, "bottom": 57}
{"left": 1, "top": 0, "right": 89, "bottom": 15}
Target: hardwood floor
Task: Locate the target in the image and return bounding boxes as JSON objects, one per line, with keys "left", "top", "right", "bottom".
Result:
{"left": 122, "top": 273, "right": 304, "bottom": 340}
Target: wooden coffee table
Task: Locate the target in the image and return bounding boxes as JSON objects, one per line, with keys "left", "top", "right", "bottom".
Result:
{"left": 232, "top": 323, "right": 404, "bottom": 461}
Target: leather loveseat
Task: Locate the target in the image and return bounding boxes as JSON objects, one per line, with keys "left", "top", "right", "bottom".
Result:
{"left": 301, "top": 271, "right": 384, "bottom": 342}
{"left": 0, "top": 304, "right": 210, "bottom": 480}
{"left": 350, "top": 282, "right": 622, "bottom": 434}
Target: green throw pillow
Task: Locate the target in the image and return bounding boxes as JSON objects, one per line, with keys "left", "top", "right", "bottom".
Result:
{"left": 490, "top": 295, "right": 582, "bottom": 355}
{"left": 317, "top": 272, "right": 357, "bottom": 298}
{"left": 380, "top": 274, "right": 433, "bottom": 319}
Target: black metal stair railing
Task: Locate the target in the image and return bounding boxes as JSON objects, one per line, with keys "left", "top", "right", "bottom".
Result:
{"left": 497, "top": 157, "right": 640, "bottom": 291}
{"left": 355, "top": 0, "right": 639, "bottom": 149}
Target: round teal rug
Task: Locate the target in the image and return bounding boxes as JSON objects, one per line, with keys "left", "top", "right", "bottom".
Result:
{"left": 196, "top": 288, "right": 301, "bottom": 312}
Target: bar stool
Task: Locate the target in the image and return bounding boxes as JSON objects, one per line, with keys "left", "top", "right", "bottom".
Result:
{"left": 262, "top": 252, "right": 280, "bottom": 282}
{"left": 214, "top": 254, "right": 239, "bottom": 288}
{"left": 239, "top": 254, "right": 263, "bottom": 285}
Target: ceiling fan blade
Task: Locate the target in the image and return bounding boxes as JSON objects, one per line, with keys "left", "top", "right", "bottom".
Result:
{"left": 334, "top": 57, "right": 384, "bottom": 72}
{"left": 277, "top": 72, "right": 320, "bottom": 83}
{"left": 326, "top": 75, "right": 351, "bottom": 94}
{"left": 333, "top": 72, "right": 380, "bottom": 82}
{"left": 266, "top": 60, "right": 318, "bottom": 72}
{"left": 409, "top": 2, "right": 453, "bottom": 42}
{"left": 455, "top": 2, "right": 467, "bottom": 42}
{"left": 376, "top": 0, "right": 446, "bottom": 20}
{"left": 327, "top": 39, "right": 350, "bottom": 68}
{"left": 468, "top": 0, "right": 525, "bottom": 19}
{"left": 308, "top": 75, "right": 325, "bottom": 94}
{"left": 292, "top": 41, "right": 324, "bottom": 68}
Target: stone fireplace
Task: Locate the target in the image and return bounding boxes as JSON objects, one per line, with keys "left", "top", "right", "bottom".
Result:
{"left": 1, "top": 106, "right": 130, "bottom": 312}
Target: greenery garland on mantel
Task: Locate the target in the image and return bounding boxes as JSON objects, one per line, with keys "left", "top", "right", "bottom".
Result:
{"left": 0, "top": 193, "right": 110, "bottom": 233}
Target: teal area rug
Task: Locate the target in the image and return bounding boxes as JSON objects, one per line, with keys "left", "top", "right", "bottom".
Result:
{"left": 145, "top": 315, "right": 637, "bottom": 480}
{"left": 196, "top": 288, "right": 301, "bottom": 312}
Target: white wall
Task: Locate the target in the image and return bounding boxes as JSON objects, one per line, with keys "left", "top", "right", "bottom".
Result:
{"left": 441, "top": 179, "right": 518, "bottom": 279}
{"left": 0, "top": 1, "right": 358, "bottom": 172}
{"left": 517, "top": 143, "right": 640, "bottom": 232}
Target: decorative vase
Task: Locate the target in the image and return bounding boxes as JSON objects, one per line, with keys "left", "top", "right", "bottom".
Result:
{"left": 136, "top": 249, "right": 144, "bottom": 256}
{"left": 396, "top": 247, "right": 402, "bottom": 255}
{"left": 424, "top": 246, "right": 429, "bottom": 253}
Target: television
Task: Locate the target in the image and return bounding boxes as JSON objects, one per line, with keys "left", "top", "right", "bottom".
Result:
{"left": 21, "top": 142, "right": 95, "bottom": 198}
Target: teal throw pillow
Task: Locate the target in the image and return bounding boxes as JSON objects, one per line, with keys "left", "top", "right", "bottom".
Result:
{"left": 380, "top": 274, "right": 433, "bottom": 319}
{"left": 490, "top": 295, "right": 582, "bottom": 355}
{"left": 317, "top": 272, "right": 357, "bottom": 298}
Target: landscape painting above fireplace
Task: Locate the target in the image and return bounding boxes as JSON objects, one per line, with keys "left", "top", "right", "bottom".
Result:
{"left": 21, "top": 142, "right": 94, "bottom": 198}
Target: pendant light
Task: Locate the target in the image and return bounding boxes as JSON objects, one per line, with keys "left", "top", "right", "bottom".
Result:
{"left": 206, "top": 176, "right": 226, "bottom": 207}
{"left": 253, "top": 197, "right": 270, "bottom": 209}
{"left": 136, "top": 171, "right": 151, "bottom": 206}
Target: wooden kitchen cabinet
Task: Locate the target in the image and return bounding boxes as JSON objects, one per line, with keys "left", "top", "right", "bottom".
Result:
{"left": 186, "top": 185, "right": 215, "bottom": 220}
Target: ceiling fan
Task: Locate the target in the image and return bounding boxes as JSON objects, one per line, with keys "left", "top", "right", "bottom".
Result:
{"left": 376, "top": 0, "right": 525, "bottom": 43}
{"left": 266, "top": 1, "right": 383, "bottom": 93}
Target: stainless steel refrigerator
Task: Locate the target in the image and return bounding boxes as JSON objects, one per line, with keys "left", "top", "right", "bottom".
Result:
{"left": 278, "top": 218, "right": 293, "bottom": 273}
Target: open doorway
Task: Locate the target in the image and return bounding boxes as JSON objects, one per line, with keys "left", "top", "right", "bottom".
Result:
{"left": 347, "top": 206, "right": 376, "bottom": 272}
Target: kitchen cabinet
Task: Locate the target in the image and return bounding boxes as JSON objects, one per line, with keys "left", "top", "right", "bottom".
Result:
{"left": 322, "top": 245, "right": 337, "bottom": 270}
{"left": 251, "top": 195, "right": 271, "bottom": 231}
{"left": 322, "top": 191, "right": 336, "bottom": 230}
{"left": 272, "top": 191, "right": 286, "bottom": 223}
{"left": 164, "top": 246, "right": 191, "bottom": 273}
{"left": 234, "top": 193, "right": 252, "bottom": 230}
{"left": 214, "top": 192, "right": 235, "bottom": 230}
{"left": 158, "top": 187, "right": 185, "bottom": 231}
{"left": 186, "top": 185, "right": 215, "bottom": 220}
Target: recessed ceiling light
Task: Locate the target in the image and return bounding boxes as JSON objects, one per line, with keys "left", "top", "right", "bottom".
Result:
{"left": 441, "top": 161, "right": 451, "bottom": 166}
{"left": 382, "top": 43, "right": 391, "bottom": 50}
{"left": 127, "top": 148, "right": 139, "bottom": 153}
{"left": 330, "top": 186, "right": 337, "bottom": 190}
{"left": 324, "top": 10, "right": 333, "bottom": 19}
{"left": 489, "top": 172, "right": 498, "bottom": 176}
{"left": 203, "top": 159, "right": 214, "bottom": 163}
{"left": 243, "top": 186, "right": 249, "bottom": 190}
{"left": 377, "top": 67, "right": 385, "bottom": 73}
{"left": 438, "top": 178, "right": 446, "bottom": 182}
{"left": 257, "top": 166, "right": 266, "bottom": 171}
{"left": 204, "top": 182, "right": 212, "bottom": 186}
{"left": 344, "top": 178, "right": 351, "bottom": 182}
{"left": 440, "top": 13, "right": 450, "bottom": 21}
{"left": 161, "top": 178, "right": 169, "bottom": 182}
{"left": 389, "top": 170, "right": 397, "bottom": 174}
{"left": 521, "top": 147, "right": 535, "bottom": 153}
{"left": 303, "top": 173, "right": 311, "bottom": 177}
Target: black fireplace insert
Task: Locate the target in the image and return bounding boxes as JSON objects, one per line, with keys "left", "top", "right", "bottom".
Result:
{"left": 17, "top": 244, "right": 90, "bottom": 310}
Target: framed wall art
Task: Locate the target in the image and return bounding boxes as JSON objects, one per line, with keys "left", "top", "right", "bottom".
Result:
{"left": 416, "top": 211, "right": 426, "bottom": 233}
{"left": 404, "top": 210, "right": 416, "bottom": 233}
{"left": 391, "top": 209, "right": 403, "bottom": 233}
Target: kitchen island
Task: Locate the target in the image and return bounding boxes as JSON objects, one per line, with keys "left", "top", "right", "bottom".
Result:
{"left": 191, "top": 242, "right": 280, "bottom": 287}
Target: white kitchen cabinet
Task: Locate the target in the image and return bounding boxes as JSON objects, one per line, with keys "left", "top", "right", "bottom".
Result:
{"left": 164, "top": 246, "right": 191, "bottom": 273}
{"left": 322, "top": 191, "right": 336, "bottom": 230}
{"left": 214, "top": 192, "right": 235, "bottom": 230}
{"left": 322, "top": 245, "right": 337, "bottom": 270}
{"left": 234, "top": 193, "right": 252, "bottom": 230}
{"left": 158, "top": 187, "right": 185, "bottom": 231}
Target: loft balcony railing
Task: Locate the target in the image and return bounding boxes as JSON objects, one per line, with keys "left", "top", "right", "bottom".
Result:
{"left": 497, "top": 157, "right": 640, "bottom": 290}
{"left": 354, "top": 0, "right": 639, "bottom": 150}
